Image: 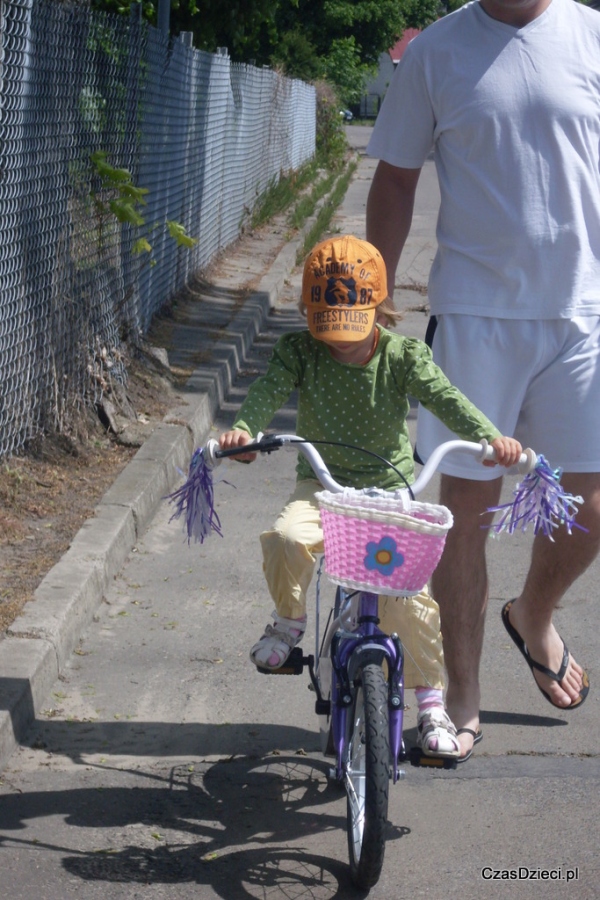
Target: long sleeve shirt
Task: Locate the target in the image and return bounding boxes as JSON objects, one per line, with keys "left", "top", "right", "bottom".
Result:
{"left": 233, "top": 327, "right": 501, "bottom": 491}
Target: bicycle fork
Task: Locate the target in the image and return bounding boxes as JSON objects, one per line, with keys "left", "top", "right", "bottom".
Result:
{"left": 326, "top": 592, "right": 405, "bottom": 784}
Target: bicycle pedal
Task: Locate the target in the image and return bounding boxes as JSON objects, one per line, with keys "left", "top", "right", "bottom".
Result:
{"left": 255, "top": 647, "right": 305, "bottom": 676}
{"left": 409, "top": 747, "right": 458, "bottom": 770}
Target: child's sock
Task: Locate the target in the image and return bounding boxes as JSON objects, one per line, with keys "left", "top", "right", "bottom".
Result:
{"left": 281, "top": 615, "right": 306, "bottom": 638}
{"left": 415, "top": 686, "right": 444, "bottom": 712}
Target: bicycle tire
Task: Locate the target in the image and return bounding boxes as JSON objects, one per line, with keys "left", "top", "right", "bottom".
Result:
{"left": 345, "top": 662, "right": 390, "bottom": 889}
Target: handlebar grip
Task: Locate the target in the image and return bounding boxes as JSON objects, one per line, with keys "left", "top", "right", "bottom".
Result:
{"left": 518, "top": 447, "right": 537, "bottom": 474}
{"left": 480, "top": 440, "right": 537, "bottom": 474}
{"left": 215, "top": 443, "right": 262, "bottom": 458}
{"left": 206, "top": 432, "right": 284, "bottom": 466}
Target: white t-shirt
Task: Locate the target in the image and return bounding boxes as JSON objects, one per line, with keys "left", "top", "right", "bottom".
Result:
{"left": 367, "top": 0, "right": 600, "bottom": 319}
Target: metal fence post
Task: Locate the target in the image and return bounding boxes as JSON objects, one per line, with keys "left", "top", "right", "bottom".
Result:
{"left": 157, "top": 0, "right": 170, "bottom": 34}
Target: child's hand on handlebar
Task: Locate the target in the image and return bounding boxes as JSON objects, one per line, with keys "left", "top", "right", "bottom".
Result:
{"left": 484, "top": 436, "right": 523, "bottom": 467}
{"left": 219, "top": 429, "right": 257, "bottom": 462}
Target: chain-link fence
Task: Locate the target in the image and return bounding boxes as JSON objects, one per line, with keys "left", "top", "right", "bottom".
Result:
{"left": 0, "top": 0, "right": 316, "bottom": 458}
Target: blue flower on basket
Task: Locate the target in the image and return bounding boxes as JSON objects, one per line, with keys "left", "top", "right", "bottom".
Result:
{"left": 364, "top": 536, "right": 404, "bottom": 576}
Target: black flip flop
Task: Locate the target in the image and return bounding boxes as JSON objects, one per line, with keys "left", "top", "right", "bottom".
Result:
{"left": 455, "top": 727, "right": 483, "bottom": 764}
{"left": 501, "top": 600, "right": 589, "bottom": 710}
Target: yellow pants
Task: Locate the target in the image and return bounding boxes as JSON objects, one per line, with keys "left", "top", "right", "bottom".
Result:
{"left": 260, "top": 480, "right": 445, "bottom": 689}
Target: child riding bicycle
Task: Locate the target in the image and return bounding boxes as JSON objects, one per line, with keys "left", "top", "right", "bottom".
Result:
{"left": 219, "top": 235, "right": 522, "bottom": 760}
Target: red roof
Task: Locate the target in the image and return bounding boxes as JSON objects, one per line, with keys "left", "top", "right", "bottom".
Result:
{"left": 389, "top": 28, "right": 421, "bottom": 63}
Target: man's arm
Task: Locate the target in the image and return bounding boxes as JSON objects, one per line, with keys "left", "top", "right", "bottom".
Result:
{"left": 366, "top": 161, "right": 421, "bottom": 299}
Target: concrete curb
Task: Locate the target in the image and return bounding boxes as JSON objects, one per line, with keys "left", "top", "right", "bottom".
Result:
{"left": 0, "top": 222, "right": 312, "bottom": 771}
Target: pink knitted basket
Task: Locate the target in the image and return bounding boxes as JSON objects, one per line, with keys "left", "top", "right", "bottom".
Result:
{"left": 316, "top": 489, "right": 453, "bottom": 597}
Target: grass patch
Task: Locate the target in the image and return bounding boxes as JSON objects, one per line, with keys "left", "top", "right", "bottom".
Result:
{"left": 296, "top": 159, "right": 358, "bottom": 263}
{"left": 248, "top": 150, "right": 356, "bottom": 250}
{"left": 249, "top": 159, "right": 324, "bottom": 230}
{"left": 287, "top": 171, "right": 337, "bottom": 230}
{"left": 248, "top": 106, "right": 350, "bottom": 235}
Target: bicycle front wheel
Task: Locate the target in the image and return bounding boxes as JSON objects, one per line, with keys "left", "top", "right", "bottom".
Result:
{"left": 345, "top": 662, "right": 390, "bottom": 889}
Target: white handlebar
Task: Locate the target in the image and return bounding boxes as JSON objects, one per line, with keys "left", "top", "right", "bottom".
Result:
{"left": 206, "top": 435, "right": 537, "bottom": 498}
{"left": 410, "top": 439, "right": 536, "bottom": 496}
{"left": 205, "top": 434, "right": 346, "bottom": 492}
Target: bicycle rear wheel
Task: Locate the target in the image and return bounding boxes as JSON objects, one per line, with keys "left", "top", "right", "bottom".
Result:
{"left": 345, "top": 662, "right": 390, "bottom": 889}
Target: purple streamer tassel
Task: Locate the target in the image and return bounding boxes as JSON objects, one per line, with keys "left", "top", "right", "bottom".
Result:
{"left": 167, "top": 447, "right": 226, "bottom": 544}
{"left": 486, "top": 455, "right": 585, "bottom": 539}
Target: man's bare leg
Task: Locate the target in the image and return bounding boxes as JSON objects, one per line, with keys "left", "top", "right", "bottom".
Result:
{"left": 506, "top": 472, "right": 600, "bottom": 707}
{"left": 431, "top": 474, "right": 503, "bottom": 759}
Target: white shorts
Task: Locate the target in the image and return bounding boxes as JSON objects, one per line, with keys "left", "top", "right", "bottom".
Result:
{"left": 416, "top": 314, "right": 600, "bottom": 479}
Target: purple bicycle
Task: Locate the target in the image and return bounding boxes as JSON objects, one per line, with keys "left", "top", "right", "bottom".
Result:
{"left": 171, "top": 432, "right": 579, "bottom": 889}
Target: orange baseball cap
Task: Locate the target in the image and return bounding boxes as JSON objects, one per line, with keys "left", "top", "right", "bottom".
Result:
{"left": 302, "top": 235, "right": 388, "bottom": 342}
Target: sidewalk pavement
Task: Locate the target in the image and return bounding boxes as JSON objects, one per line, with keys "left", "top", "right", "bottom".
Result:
{"left": 0, "top": 126, "right": 410, "bottom": 773}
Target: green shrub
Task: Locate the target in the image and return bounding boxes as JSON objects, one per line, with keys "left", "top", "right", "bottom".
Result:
{"left": 315, "top": 80, "right": 347, "bottom": 170}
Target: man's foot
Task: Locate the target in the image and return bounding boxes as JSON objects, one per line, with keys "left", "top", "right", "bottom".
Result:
{"left": 502, "top": 599, "right": 589, "bottom": 709}
{"left": 455, "top": 727, "right": 483, "bottom": 764}
{"left": 444, "top": 682, "right": 481, "bottom": 761}
{"left": 451, "top": 718, "right": 481, "bottom": 760}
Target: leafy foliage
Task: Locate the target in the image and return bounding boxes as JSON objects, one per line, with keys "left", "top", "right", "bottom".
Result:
{"left": 273, "top": 1, "right": 406, "bottom": 68}
{"left": 90, "top": 151, "right": 197, "bottom": 259}
{"left": 314, "top": 81, "right": 348, "bottom": 168}
{"left": 90, "top": 1, "right": 454, "bottom": 118}
{"left": 270, "top": 28, "right": 322, "bottom": 83}
{"left": 320, "top": 38, "right": 377, "bottom": 107}
{"left": 92, "top": 1, "right": 445, "bottom": 99}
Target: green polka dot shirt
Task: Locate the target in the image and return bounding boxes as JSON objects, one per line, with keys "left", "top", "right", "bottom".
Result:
{"left": 233, "top": 327, "right": 501, "bottom": 491}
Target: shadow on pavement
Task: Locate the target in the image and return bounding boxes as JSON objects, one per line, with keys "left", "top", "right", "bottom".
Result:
{"left": 479, "top": 709, "right": 568, "bottom": 728}
{"left": 0, "top": 753, "right": 410, "bottom": 898}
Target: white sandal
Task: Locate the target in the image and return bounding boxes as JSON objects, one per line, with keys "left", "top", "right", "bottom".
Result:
{"left": 416, "top": 707, "right": 460, "bottom": 758}
{"left": 249, "top": 612, "right": 307, "bottom": 670}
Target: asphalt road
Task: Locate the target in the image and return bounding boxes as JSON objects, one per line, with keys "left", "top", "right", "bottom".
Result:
{"left": 0, "top": 125, "right": 598, "bottom": 900}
